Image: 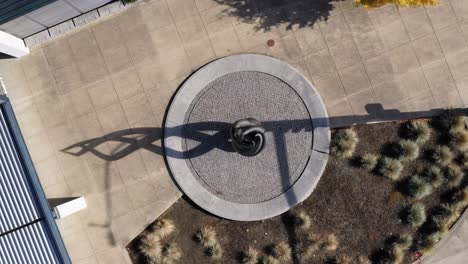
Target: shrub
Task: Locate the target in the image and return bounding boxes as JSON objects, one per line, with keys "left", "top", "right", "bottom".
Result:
{"left": 447, "top": 130, "right": 468, "bottom": 150}
{"left": 420, "top": 165, "right": 445, "bottom": 188}
{"left": 433, "top": 111, "right": 465, "bottom": 132}
{"left": 430, "top": 145, "right": 453, "bottom": 166}
{"left": 330, "top": 129, "right": 359, "bottom": 158}
{"left": 152, "top": 219, "right": 175, "bottom": 239}
{"left": 398, "top": 140, "right": 420, "bottom": 161}
{"left": 377, "top": 157, "right": 403, "bottom": 181}
{"left": 443, "top": 165, "right": 463, "bottom": 188}
{"left": 293, "top": 210, "right": 311, "bottom": 230}
{"left": 161, "top": 243, "right": 182, "bottom": 262}
{"left": 401, "top": 203, "right": 426, "bottom": 227}
{"left": 242, "top": 247, "right": 259, "bottom": 264}
{"left": 139, "top": 233, "right": 161, "bottom": 262}
{"left": 206, "top": 242, "right": 223, "bottom": 259}
{"left": 401, "top": 120, "right": 431, "bottom": 145}
{"left": 271, "top": 241, "right": 291, "bottom": 262}
{"left": 357, "top": 255, "right": 371, "bottom": 264}
{"left": 404, "top": 175, "right": 433, "bottom": 199}
{"left": 322, "top": 234, "right": 338, "bottom": 251}
{"left": 195, "top": 227, "right": 217, "bottom": 247}
{"left": 258, "top": 255, "right": 279, "bottom": 264}
{"left": 359, "top": 153, "right": 378, "bottom": 171}
{"left": 355, "top": 0, "right": 439, "bottom": 8}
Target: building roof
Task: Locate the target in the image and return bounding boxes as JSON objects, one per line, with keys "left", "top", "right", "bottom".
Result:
{"left": 0, "top": 96, "right": 70, "bottom": 264}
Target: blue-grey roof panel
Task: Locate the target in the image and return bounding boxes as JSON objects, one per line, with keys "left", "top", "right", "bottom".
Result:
{"left": 0, "top": 108, "right": 41, "bottom": 234}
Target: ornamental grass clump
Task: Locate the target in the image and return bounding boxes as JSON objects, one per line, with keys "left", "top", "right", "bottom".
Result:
{"left": 447, "top": 130, "right": 468, "bottom": 151}
{"left": 241, "top": 247, "right": 259, "bottom": 264}
{"left": 456, "top": 152, "right": 468, "bottom": 167}
{"left": 401, "top": 120, "right": 431, "bottom": 145}
{"left": 359, "top": 153, "right": 379, "bottom": 171}
{"left": 139, "top": 232, "right": 162, "bottom": 263}
{"left": 195, "top": 227, "right": 223, "bottom": 259}
{"left": 331, "top": 129, "right": 358, "bottom": 158}
{"left": 450, "top": 188, "right": 468, "bottom": 211}
{"left": 322, "top": 234, "right": 338, "bottom": 251}
{"left": 293, "top": 233, "right": 321, "bottom": 261}
{"left": 258, "top": 255, "right": 279, "bottom": 264}
{"left": 433, "top": 111, "right": 465, "bottom": 132}
{"left": 271, "top": 241, "right": 291, "bottom": 262}
{"left": 161, "top": 243, "right": 182, "bottom": 263}
{"left": 336, "top": 255, "right": 353, "bottom": 264}
{"left": 398, "top": 140, "right": 420, "bottom": 161}
{"left": 206, "top": 243, "right": 223, "bottom": 259}
{"left": 377, "top": 157, "right": 403, "bottom": 181}
{"left": 401, "top": 203, "right": 426, "bottom": 227}
{"left": 430, "top": 145, "right": 453, "bottom": 166}
{"left": 420, "top": 165, "right": 445, "bottom": 189}
{"left": 428, "top": 204, "right": 457, "bottom": 233}
{"left": 443, "top": 165, "right": 464, "bottom": 188}
{"left": 152, "top": 219, "right": 175, "bottom": 239}
{"left": 404, "top": 175, "right": 433, "bottom": 199}
{"left": 413, "top": 232, "right": 442, "bottom": 254}
{"left": 355, "top": 0, "right": 439, "bottom": 8}
{"left": 293, "top": 210, "right": 311, "bottom": 230}
{"left": 357, "top": 255, "right": 371, "bottom": 264}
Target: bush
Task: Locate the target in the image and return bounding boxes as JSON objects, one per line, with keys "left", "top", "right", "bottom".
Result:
{"left": 271, "top": 241, "right": 291, "bottom": 262}
{"left": 401, "top": 120, "right": 431, "bottom": 145}
{"left": 443, "top": 165, "right": 463, "bottom": 188}
{"left": 433, "top": 111, "right": 465, "bottom": 132}
{"left": 354, "top": 0, "right": 439, "bottom": 8}
{"left": 420, "top": 165, "right": 445, "bottom": 188}
{"left": 293, "top": 210, "right": 311, "bottom": 230}
{"left": 152, "top": 219, "right": 175, "bottom": 239}
{"left": 139, "top": 233, "right": 161, "bottom": 262}
{"left": 242, "top": 247, "right": 259, "bottom": 264}
{"left": 401, "top": 203, "right": 426, "bottom": 227}
{"left": 404, "top": 175, "right": 433, "bottom": 199}
{"left": 161, "top": 243, "right": 182, "bottom": 262}
{"left": 331, "top": 129, "right": 358, "bottom": 158}
{"left": 322, "top": 234, "right": 338, "bottom": 251}
{"left": 447, "top": 130, "right": 468, "bottom": 151}
{"left": 430, "top": 145, "right": 453, "bottom": 166}
{"left": 195, "top": 227, "right": 217, "bottom": 247}
{"left": 377, "top": 157, "right": 403, "bottom": 181}
{"left": 398, "top": 140, "right": 420, "bottom": 161}
{"left": 359, "top": 153, "right": 379, "bottom": 171}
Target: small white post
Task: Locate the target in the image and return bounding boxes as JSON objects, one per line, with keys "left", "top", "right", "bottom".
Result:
{"left": 0, "top": 30, "right": 29, "bottom": 58}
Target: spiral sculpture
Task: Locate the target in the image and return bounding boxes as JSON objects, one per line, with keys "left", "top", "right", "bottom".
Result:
{"left": 230, "top": 118, "right": 265, "bottom": 157}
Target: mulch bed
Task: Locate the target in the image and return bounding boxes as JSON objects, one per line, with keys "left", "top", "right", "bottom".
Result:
{"left": 127, "top": 118, "right": 467, "bottom": 264}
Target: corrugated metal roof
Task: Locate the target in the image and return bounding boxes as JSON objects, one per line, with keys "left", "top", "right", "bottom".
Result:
{"left": 0, "top": 96, "right": 70, "bottom": 264}
{"left": 0, "top": 109, "right": 41, "bottom": 234}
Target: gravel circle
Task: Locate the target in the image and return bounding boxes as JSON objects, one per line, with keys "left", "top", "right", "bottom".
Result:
{"left": 182, "top": 71, "right": 313, "bottom": 204}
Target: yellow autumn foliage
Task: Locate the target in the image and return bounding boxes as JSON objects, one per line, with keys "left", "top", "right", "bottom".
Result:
{"left": 355, "top": 0, "right": 439, "bottom": 8}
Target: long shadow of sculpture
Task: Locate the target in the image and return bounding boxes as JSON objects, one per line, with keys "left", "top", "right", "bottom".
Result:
{"left": 62, "top": 103, "right": 465, "bottom": 263}
{"left": 213, "top": 0, "right": 344, "bottom": 31}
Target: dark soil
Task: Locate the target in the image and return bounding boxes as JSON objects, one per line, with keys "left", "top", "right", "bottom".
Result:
{"left": 128, "top": 119, "right": 467, "bottom": 264}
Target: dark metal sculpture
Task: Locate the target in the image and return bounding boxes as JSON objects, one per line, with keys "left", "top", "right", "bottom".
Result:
{"left": 230, "top": 118, "right": 265, "bottom": 157}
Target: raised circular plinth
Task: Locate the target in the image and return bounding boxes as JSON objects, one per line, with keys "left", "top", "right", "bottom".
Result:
{"left": 164, "top": 54, "right": 330, "bottom": 221}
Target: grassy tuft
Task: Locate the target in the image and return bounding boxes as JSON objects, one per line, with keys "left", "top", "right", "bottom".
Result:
{"left": 336, "top": 255, "right": 353, "bottom": 264}
{"left": 403, "top": 174, "right": 433, "bottom": 199}
{"left": 443, "top": 165, "right": 464, "bottom": 188}
{"left": 293, "top": 210, "right": 311, "bottom": 230}
{"left": 401, "top": 120, "right": 431, "bottom": 145}
{"left": 456, "top": 152, "right": 468, "bottom": 167}
{"left": 195, "top": 227, "right": 217, "bottom": 247}
{"left": 433, "top": 111, "right": 465, "bottom": 132}
{"left": 258, "top": 255, "right": 279, "bottom": 264}
{"left": 430, "top": 145, "right": 454, "bottom": 166}
{"left": 420, "top": 165, "right": 445, "bottom": 188}
{"left": 430, "top": 204, "right": 458, "bottom": 231}
{"left": 377, "top": 157, "right": 403, "bottom": 181}
{"left": 448, "top": 129, "right": 468, "bottom": 151}
{"left": 161, "top": 243, "right": 182, "bottom": 262}
{"left": 294, "top": 233, "right": 321, "bottom": 261}
{"left": 330, "top": 129, "right": 359, "bottom": 158}
{"left": 322, "top": 234, "right": 338, "bottom": 251}
{"left": 450, "top": 187, "right": 468, "bottom": 211}
{"left": 206, "top": 242, "right": 223, "bottom": 259}
{"left": 359, "top": 153, "right": 379, "bottom": 171}
{"left": 357, "top": 255, "right": 371, "bottom": 264}
{"left": 271, "top": 241, "right": 291, "bottom": 262}
{"left": 401, "top": 203, "right": 426, "bottom": 227}
{"left": 152, "top": 219, "right": 175, "bottom": 239}
{"left": 396, "top": 234, "right": 413, "bottom": 250}
{"left": 139, "top": 232, "right": 161, "bottom": 262}
{"left": 398, "top": 140, "right": 420, "bottom": 161}
{"left": 414, "top": 232, "right": 442, "bottom": 254}
{"left": 241, "top": 247, "right": 259, "bottom": 264}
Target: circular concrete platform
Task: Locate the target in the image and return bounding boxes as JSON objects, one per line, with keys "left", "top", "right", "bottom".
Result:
{"left": 163, "top": 54, "right": 330, "bottom": 221}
